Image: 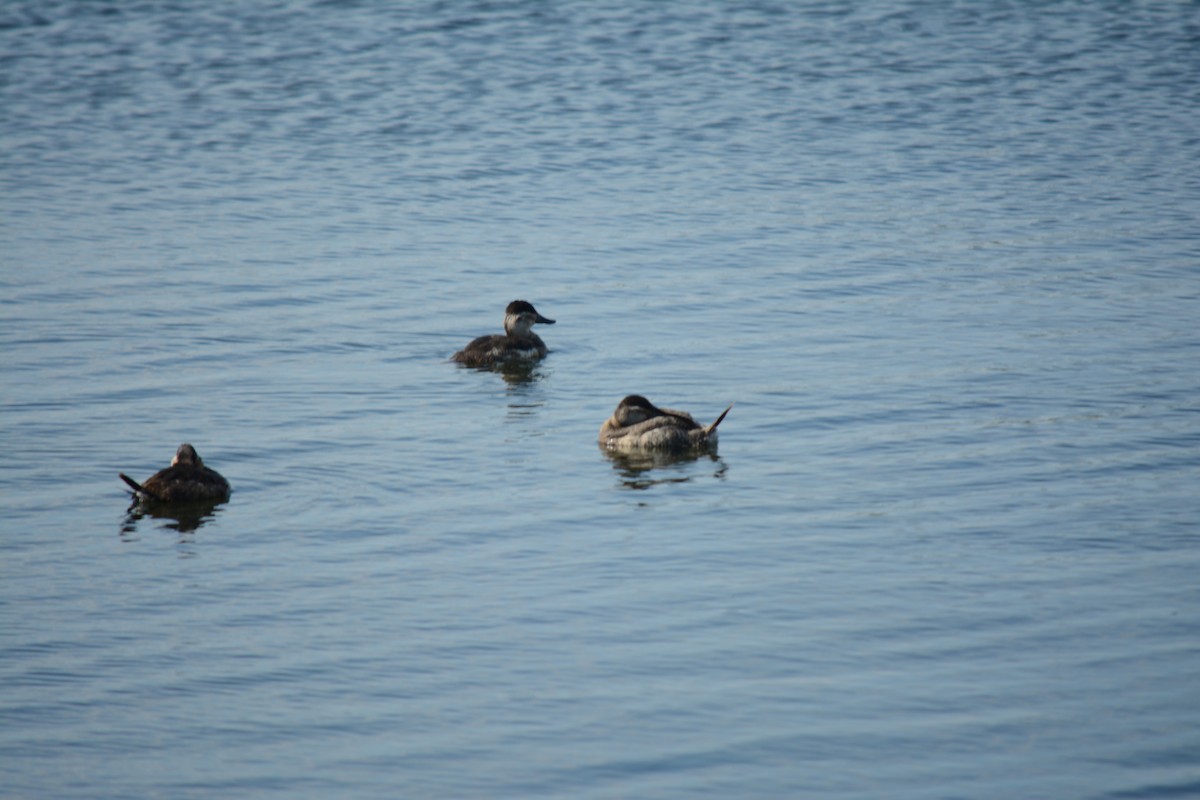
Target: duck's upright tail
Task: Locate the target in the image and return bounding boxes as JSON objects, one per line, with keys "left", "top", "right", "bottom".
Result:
{"left": 120, "top": 473, "right": 148, "bottom": 497}
{"left": 705, "top": 403, "right": 734, "bottom": 436}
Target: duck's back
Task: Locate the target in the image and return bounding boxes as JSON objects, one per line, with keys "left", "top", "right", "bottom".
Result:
{"left": 141, "top": 464, "right": 231, "bottom": 503}
{"left": 600, "top": 411, "right": 706, "bottom": 452}
{"left": 452, "top": 333, "right": 546, "bottom": 366}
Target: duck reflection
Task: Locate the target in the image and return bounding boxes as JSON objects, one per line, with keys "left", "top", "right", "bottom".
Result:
{"left": 601, "top": 447, "right": 728, "bottom": 490}
{"left": 454, "top": 356, "right": 550, "bottom": 387}
{"left": 121, "top": 501, "right": 225, "bottom": 534}
{"left": 495, "top": 359, "right": 547, "bottom": 386}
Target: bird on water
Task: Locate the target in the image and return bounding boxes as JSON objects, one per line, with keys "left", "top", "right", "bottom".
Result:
{"left": 599, "top": 395, "right": 732, "bottom": 452}
{"left": 451, "top": 300, "right": 556, "bottom": 367}
{"left": 120, "top": 443, "right": 231, "bottom": 505}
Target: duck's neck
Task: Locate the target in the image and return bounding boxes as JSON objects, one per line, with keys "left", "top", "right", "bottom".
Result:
{"left": 504, "top": 315, "right": 533, "bottom": 339}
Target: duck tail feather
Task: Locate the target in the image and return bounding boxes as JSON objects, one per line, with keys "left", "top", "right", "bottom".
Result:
{"left": 120, "top": 473, "right": 147, "bottom": 496}
{"left": 706, "top": 403, "right": 733, "bottom": 435}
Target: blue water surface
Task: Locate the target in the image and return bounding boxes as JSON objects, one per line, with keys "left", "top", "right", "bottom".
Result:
{"left": 2, "top": 1, "right": 1199, "bottom": 798}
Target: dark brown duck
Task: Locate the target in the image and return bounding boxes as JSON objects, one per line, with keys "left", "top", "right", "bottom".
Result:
{"left": 451, "top": 300, "right": 555, "bottom": 367}
{"left": 120, "top": 443, "right": 231, "bottom": 504}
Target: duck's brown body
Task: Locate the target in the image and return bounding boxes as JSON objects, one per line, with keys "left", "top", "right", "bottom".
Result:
{"left": 120, "top": 444, "right": 231, "bottom": 505}
{"left": 599, "top": 395, "right": 732, "bottom": 452}
{"left": 452, "top": 300, "right": 555, "bottom": 367}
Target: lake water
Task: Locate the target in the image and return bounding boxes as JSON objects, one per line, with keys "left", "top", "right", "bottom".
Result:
{"left": 2, "top": 1, "right": 1199, "bottom": 797}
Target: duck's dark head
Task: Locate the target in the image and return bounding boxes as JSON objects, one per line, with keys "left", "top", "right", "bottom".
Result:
{"left": 613, "top": 394, "right": 662, "bottom": 426}
{"left": 171, "top": 443, "right": 202, "bottom": 467}
{"left": 504, "top": 300, "right": 555, "bottom": 337}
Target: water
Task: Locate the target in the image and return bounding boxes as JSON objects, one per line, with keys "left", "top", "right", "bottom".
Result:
{"left": 3, "top": 1, "right": 1199, "bottom": 797}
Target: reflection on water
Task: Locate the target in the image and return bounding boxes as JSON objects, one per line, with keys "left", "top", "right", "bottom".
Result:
{"left": 505, "top": 402, "right": 544, "bottom": 422}
{"left": 452, "top": 357, "right": 551, "bottom": 387}
{"left": 496, "top": 360, "right": 549, "bottom": 387}
{"left": 120, "top": 499, "right": 227, "bottom": 535}
{"left": 602, "top": 446, "right": 728, "bottom": 490}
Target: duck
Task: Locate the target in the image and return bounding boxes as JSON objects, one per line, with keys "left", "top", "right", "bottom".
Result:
{"left": 120, "top": 443, "right": 231, "bottom": 505}
{"left": 599, "top": 395, "right": 732, "bottom": 452}
{"left": 451, "top": 300, "right": 555, "bottom": 367}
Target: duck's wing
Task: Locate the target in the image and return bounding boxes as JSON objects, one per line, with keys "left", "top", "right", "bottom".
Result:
{"left": 601, "top": 414, "right": 697, "bottom": 447}
{"left": 452, "top": 334, "right": 514, "bottom": 365}
{"left": 149, "top": 466, "right": 231, "bottom": 502}
{"left": 636, "top": 414, "right": 698, "bottom": 434}
{"left": 200, "top": 467, "right": 232, "bottom": 493}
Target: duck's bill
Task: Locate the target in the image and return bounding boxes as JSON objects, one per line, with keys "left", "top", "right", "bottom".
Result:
{"left": 535, "top": 313, "right": 556, "bottom": 324}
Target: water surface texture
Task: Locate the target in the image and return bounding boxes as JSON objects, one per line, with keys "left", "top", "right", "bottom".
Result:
{"left": 3, "top": 2, "right": 1199, "bottom": 798}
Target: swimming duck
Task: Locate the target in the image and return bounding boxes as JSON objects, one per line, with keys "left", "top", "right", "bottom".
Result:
{"left": 599, "top": 395, "right": 732, "bottom": 452}
{"left": 120, "top": 443, "right": 231, "bottom": 505}
{"left": 451, "top": 300, "right": 555, "bottom": 367}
